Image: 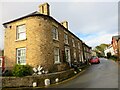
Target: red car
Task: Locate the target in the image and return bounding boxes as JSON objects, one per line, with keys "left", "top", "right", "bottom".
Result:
{"left": 89, "top": 56, "right": 100, "bottom": 64}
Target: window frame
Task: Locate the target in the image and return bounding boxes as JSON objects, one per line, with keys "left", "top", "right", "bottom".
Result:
{"left": 52, "top": 26, "right": 58, "bottom": 40}
{"left": 72, "top": 39, "right": 75, "bottom": 47}
{"left": 54, "top": 47, "right": 60, "bottom": 64}
{"left": 79, "top": 54, "right": 82, "bottom": 62}
{"left": 16, "top": 24, "right": 26, "bottom": 40}
{"left": 16, "top": 47, "right": 26, "bottom": 65}
{"left": 73, "top": 49, "right": 76, "bottom": 60}
{"left": 78, "top": 42, "right": 80, "bottom": 49}
{"left": 64, "top": 33, "right": 69, "bottom": 44}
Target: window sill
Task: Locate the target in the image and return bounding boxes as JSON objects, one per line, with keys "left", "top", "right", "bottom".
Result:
{"left": 17, "top": 63, "right": 26, "bottom": 65}
{"left": 54, "top": 62, "right": 61, "bottom": 64}
{"left": 15, "top": 38, "right": 27, "bottom": 42}
{"left": 53, "top": 39, "right": 59, "bottom": 42}
{"left": 64, "top": 43, "right": 69, "bottom": 46}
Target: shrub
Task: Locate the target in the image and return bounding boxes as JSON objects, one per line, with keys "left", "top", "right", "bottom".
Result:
{"left": 110, "top": 55, "right": 118, "bottom": 61}
{"left": 12, "top": 64, "right": 32, "bottom": 77}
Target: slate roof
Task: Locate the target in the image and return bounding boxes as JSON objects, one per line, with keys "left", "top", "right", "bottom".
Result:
{"left": 3, "top": 11, "right": 44, "bottom": 25}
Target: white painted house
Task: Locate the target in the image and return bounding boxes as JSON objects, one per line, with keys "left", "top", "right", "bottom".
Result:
{"left": 104, "top": 45, "right": 115, "bottom": 56}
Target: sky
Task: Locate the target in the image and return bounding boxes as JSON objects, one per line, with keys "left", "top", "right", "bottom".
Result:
{"left": 0, "top": 0, "right": 119, "bottom": 50}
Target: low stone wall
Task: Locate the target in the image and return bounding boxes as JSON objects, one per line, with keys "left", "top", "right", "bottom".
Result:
{"left": 2, "top": 69, "right": 75, "bottom": 88}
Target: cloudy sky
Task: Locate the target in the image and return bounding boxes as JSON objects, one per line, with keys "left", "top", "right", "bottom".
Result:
{"left": 0, "top": 0, "right": 119, "bottom": 49}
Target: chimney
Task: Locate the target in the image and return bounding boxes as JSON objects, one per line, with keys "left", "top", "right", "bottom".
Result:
{"left": 39, "top": 3, "right": 50, "bottom": 15}
{"left": 60, "top": 21, "right": 68, "bottom": 29}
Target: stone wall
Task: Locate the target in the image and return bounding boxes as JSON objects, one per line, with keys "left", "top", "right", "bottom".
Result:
{"left": 2, "top": 69, "right": 75, "bottom": 88}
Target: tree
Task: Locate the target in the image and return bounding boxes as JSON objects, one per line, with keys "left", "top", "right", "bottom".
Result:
{"left": 94, "top": 44, "right": 109, "bottom": 57}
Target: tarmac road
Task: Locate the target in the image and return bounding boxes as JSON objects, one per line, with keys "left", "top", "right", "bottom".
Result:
{"left": 49, "top": 58, "right": 118, "bottom": 88}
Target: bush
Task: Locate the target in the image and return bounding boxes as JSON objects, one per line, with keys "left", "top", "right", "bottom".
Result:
{"left": 12, "top": 64, "right": 32, "bottom": 77}
{"left": 110, "top": 55, "right": 118, "bottom": 61}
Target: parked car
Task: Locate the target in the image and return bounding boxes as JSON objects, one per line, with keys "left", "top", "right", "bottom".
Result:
{"left": 89, "top": 56, "right": 100, "bottom": 64}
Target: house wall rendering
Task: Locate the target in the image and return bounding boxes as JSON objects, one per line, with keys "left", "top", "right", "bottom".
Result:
{"left": 3, "top": 3, "right": 91, "bottom": 72}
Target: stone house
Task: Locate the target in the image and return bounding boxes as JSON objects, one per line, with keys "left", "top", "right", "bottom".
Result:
{"left": 3, "top": 3, "right": 91, "bottom": 72}
{"left": 82, "top": 43, "right": 91, "bottom": 63}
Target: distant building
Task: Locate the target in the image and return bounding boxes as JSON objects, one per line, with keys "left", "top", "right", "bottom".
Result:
{"left": 91, "top": 50, "right": 97, "bottom": 56}
{"left": 111, "top": 35, "right": 120, "bottom": 56}
{"left": 3, "top": 3, "right": 91, "bottom": 72}
{"left": 104, "top": 44, "right": 115, "bottom": 56}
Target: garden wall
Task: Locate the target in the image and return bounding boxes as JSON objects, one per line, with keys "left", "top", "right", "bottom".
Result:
{"left": 2, "top": 69, "right": 75, "bottom": 88}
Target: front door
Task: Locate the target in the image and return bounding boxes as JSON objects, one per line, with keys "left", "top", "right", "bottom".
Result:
{"left": 65, "top": 47, "right": 71, "bottom": 67}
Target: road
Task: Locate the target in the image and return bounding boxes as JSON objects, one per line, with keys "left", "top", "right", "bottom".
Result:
{"left": 49, "top": 58, "right": 118, "bottom": 88}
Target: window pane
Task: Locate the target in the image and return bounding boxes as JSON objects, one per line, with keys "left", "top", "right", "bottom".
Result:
{"left": 78, "top": 43, "right": 80, "bottom": 49}
{"left": 64, "top": 34, "right": 68, "bottom": 44}
{"left": 74, "top": 49, "right": 76, "bottom": 59}
{"left": 19, "top": 32, "right": 26, "bottom": 39}
{"left": 17, "top": 57, "right": 20, "bottom": 64}
{"left": 72, "top": 39, "right": 75, "bottom": 47}
{"left": 17, "top": 50, "right": 21, "bottom": 56}
{"left": 52, "top": 27, "right": 58, "bottom": 40}
{"left": 17, "top": 25, "right": 26, "bottom": 40}
{"left": 54, "top": 48, "right": 60, "bottom": 63}
{"left": 17, "top": 48, "right": 26, "bottom": 65}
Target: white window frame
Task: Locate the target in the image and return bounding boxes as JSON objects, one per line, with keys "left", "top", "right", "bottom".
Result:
{"left": 79, "top": 54, "right": 82, "bottom": 62}
{"left": 64, "top": 34, "right": 68, "bottom": 44}
{"left": 74, "top": 49, "right": 76, "bottom": 60}
{"left": 16, "top": 48, "right": 26, "bottom": 65}
{"left": 72, "top": 39, "right": 75, "bottom": 47}
{"left": 52, "top": 26, "right": 58, "bottom": 40}
{"left": 16, "top": 24, "right": 26, "bottom": 40}
{"left": 78, "top": 43, "right": 80, "bottom": 49}
{"left": 54, "top": 48, "right": 60, "bottom": 64}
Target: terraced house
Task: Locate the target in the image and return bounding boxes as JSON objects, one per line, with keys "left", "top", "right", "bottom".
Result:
{"left": 3, "top": 3, "right": 91, "bottom": 72}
